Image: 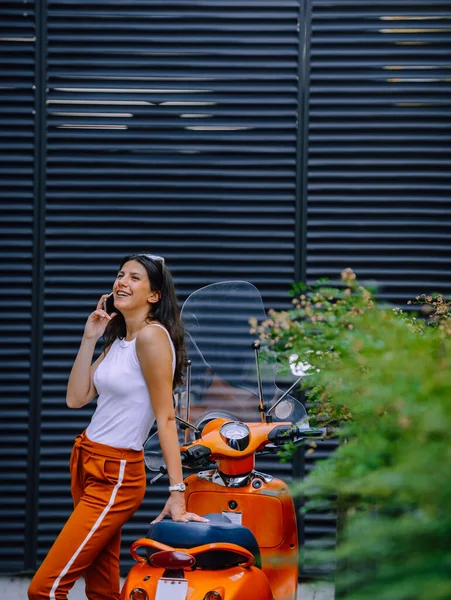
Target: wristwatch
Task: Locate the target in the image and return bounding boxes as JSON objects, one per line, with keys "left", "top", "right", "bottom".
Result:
{"left": 168, "top": 483, "right": 186, "bottom": 493}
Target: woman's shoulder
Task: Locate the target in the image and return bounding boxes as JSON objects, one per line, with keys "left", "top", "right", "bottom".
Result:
{"left": 135, "top": 323, "right": 175, "bottom": 370}
{"left": 136, "top": 322, "right": 171, "bottom": 345}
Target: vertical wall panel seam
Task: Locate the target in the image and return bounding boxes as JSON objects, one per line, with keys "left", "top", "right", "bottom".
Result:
{"left": 25, "top": 0, "right": 48, "bottom": 572}
{"left": 293, "top": 0, "right": 310, "bottom": 561}
{"left": 295, "top": 0, "right": 312, "bottom": 284}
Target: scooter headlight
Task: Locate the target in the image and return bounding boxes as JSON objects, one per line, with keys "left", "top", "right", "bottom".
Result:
{"left": 130, "top": 588, "right": 149, "bottom": 600}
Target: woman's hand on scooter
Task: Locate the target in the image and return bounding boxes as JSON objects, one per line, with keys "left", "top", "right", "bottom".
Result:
{"left": 151, "top": 494, "right": 209, "bottom": 524}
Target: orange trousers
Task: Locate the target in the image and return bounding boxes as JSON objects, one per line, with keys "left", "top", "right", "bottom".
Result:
{"left": 28, "top": 432, "right": 146, "bottom": 600}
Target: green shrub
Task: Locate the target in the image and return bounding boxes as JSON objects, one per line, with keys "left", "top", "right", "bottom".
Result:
{"left": 257, "top": 270, "right": 451, "bottom": 600}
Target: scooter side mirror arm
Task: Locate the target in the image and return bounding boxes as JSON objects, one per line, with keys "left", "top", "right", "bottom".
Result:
{"left": 175, "top": 415, "right": 200, "bottom": 435}
{"left": 149, "top": 466, "right": 168, "bottom": 485}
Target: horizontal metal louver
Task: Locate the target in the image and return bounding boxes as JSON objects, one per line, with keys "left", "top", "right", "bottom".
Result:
{"left": 39, "top": 0, "right": 303, "bottom": 573}
{"left": 3, "top": 0, "right": 446, "bottom": 580}
{"left": 307, "top": 0, "right": 451, "bottom": 304}
{"left": 0, "top": 0, "right": 36, "bottom": 573}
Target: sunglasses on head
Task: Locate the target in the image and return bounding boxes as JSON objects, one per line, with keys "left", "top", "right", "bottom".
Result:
{"left": 138, "top": 254, "right": 165, "bottom": 267}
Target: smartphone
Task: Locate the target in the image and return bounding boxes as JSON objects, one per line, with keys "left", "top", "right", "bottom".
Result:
{"left": 103, "top": 293, "right": 116, "bottom": 315}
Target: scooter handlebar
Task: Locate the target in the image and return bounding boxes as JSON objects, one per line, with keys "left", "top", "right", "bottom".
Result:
{"left": 267, "top": 425, "right": 326, "bottom": 446}
{"left": 180, "top": 443, "right": 212, "bottom": 468}
{"left": 296, "top": 426, "right": 327, "bottom": 439}
{"left": 179, "top": 424, "right": 326, "bottom": 462}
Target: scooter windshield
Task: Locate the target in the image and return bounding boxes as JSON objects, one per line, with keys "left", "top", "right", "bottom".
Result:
{"left": 179, "top": 281, "right": 308, "bottom": 431}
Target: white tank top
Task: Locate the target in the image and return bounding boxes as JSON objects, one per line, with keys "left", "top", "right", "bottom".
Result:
{"left": 86, "top": 324, "right": 176, "bottom": 450}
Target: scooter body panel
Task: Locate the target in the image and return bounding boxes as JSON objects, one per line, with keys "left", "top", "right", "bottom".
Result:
{"left": 120, "top": 560, "right": 273, "bottom": 600}
{"left": 185, "top": 473, "right": 298, "bottom": 600}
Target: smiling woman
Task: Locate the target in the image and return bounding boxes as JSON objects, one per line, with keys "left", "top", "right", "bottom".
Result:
{"left": 101, "top": 254, "right": 185, "bottom": 390}
{"left": 28, "top": 254, "right": 207, "bottom": 600}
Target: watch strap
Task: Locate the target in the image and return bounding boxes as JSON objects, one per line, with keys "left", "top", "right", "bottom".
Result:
{"left": 168, "top": 483, "right": 186, "bottom": 492}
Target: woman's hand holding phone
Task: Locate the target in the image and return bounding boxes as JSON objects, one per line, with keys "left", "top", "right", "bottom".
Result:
{"left": 83, "top": 293, "right": 117, "bottom": 340}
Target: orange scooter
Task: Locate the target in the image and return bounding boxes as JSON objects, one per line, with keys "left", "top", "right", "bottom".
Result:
{"left": 120, "top": 281, "right": 324, "bottom": 600}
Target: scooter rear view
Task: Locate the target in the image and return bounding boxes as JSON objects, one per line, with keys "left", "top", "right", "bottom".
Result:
{"left": 120, "top": 281, "right": 324, "bottom": 600}
{"left": 123, "top": 513, "right": 272, "bottom": 600}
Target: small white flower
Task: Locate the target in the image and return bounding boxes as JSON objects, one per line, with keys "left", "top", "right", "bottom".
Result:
{"left": 289, "top": 353, "right": 316, "bottom": 376}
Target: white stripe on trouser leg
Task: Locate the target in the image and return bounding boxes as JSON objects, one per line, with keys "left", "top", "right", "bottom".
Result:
{"left": 49, "top": 459, "right": 127, "bottom": 600}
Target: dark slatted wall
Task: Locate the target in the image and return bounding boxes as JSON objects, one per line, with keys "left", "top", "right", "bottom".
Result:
{"left": 1, "top": 0, "right": 449, "bottom": 581}
{"left": 307, "top": 0, "right": 451, "bottom": 304}
{"left": 39, "top": 0, "right": 303, "bottom": 572}
{"left": 0, "top": 0, "right": 36, "bottom": 572}
{"left": 303, "top": 0, "right": 451, "bottom": 576}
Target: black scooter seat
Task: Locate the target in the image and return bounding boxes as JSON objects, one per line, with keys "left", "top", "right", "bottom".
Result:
{"left": 146, "top": 513, "right": 261, "bottom": 570}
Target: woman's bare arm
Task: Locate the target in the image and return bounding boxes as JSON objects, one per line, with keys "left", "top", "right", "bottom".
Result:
{"left": 136, "top": 325, "right": 207, "bottom": 523}
{"left": 136, "top": 326, "right": 183, "bottom": 485}
{"left": 66, "top": 341, "right": 105, "bottom": 409}
{"left": 66, "top": 294, "right": 116, "bottom": 409}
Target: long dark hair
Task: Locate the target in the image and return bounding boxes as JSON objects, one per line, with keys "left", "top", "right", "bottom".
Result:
{"left": 103, "top": 254, "right": 186, "bottom": 389}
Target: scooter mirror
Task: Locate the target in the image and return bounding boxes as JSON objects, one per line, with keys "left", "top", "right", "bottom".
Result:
{"left": 144, "top": 423, "right": 189, "bottom": 472}
{"left": 270, "top": 394, "right": 308, "bottom": 428}
{"left": 273, "top": 399, "right": 294, "bottom": 420}
{"left": 144, "top": 451, "right": 165, "bottom": 473}
{"left": 144, "top": 431, "right": 165, "bottom": 472}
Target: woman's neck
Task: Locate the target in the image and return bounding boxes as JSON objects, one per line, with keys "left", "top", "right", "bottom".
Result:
{"left": 122, "top": 309, "right": 153, "bottom": 341}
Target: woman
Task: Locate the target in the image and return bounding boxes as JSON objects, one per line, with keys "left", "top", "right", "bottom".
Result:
{"left": 28, "top": 253, "right": 206, "bottom": 600}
